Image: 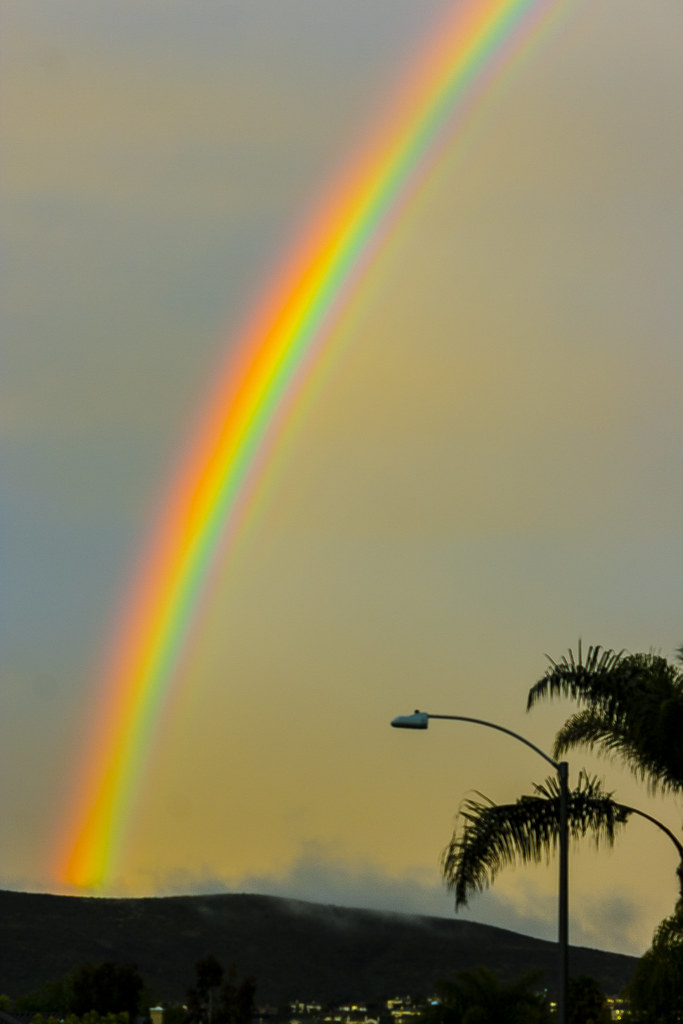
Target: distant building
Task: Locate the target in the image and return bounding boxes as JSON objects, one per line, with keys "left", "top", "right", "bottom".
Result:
{"left": 385, "top": 998, "right": 422, "bottom": 1024}
{"left": 605, "top": 995, "right": 630, "bottom": 1021}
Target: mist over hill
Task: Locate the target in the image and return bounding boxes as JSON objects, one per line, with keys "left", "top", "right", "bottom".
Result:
{"left": 0, "top": 890, "right": 638, "bottom": 1005}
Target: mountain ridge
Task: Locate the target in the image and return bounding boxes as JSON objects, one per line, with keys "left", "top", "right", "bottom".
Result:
{"left": 0, "top": 890, "right": 638, "bottom": 1004}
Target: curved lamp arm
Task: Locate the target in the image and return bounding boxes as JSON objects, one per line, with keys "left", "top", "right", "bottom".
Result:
{"left": 391, "top": 710, "right": 561, "bottom": 770}
{"left": 622, "top": 805, "right": 683, "bottom": 898}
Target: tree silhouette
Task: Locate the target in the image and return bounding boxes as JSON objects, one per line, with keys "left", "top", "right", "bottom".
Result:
{"left": 186, "top": 958, "right": 255, "bottom": 1024}
{"left": 69, "top": 962, "right": 143, "bottom": 1020}
{"left": 528, "top": 642, "right": 683, "bottom": 896}
{"left": 625, "top": 901, "right": 683, "bottom": 1022}
{"left": 430, "top": 967, "right": 550, "bottom": 1023}
{"left": 440, "top": 642, "right": 683, "bottom": 1015}
{"left": 527, "top": 643, "right": 683, "bottom": 794}
{"left": 187, "top": 955, "right": 224, "bottom": 1024}
{"left": 566, "top": 975, "right": 610, "bottom": 1024}
{"left": 442, "top": 771, "right": 631, "bottom": 909}
{"left": 221, "top": 968, "right": 256, "bottom": 1024}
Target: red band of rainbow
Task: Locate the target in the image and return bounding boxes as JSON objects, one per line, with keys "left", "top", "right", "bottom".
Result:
{"left": 60, "top": 0, "right": 572, "bottom": 889}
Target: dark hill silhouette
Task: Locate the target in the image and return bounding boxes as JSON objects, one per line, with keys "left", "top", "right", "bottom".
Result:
{"left": 0, "top": 890, "right": 637, "bottom": 1005}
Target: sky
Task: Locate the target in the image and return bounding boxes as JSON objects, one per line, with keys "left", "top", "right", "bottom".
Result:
{"left": 3, "top": 0, "right": 683, "bottom": 961}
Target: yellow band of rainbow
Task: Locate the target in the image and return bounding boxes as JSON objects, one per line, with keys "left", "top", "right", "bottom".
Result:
{"left": 60, "top": 0, "right": 573, "bottom": 889}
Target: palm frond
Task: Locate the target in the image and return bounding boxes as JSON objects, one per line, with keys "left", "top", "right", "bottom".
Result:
{"left": 527, "top": 644, "right": 683, "bottom": 792}
{"left": 526, "top": 643, "right": 629, "bottom": 711}
{"left": 552, "top": 710, "right": 615, "bottom": 758}
{"left": 442, "top": 771, "right": 630, "bottom": 910}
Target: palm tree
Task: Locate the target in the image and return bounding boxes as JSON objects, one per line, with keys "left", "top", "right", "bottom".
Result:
{"left": 442, "top": 644, "right": 683, "bottom": 907}
{"left": 439, "top": 643, "right": 683, "bottom": 1018}
{"left": 442, "top": 771, "right": 632, "bottom": 909}
{"left": 527, "top": 642, "right": 683, "bottom": 794}
{"left": 442, "top": 772, "right": 683, "bottom": 909}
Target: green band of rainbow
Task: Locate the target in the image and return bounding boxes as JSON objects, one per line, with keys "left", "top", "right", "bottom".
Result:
{"left": 60, "top": 0, "right": 572, "bottom": 888}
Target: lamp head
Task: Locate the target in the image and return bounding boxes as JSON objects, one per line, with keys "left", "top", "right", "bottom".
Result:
{"left": 391, "top": 711, "right": 429, "bottom": 729}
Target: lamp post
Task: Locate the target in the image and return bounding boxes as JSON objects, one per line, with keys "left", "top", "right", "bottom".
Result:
{"left": 391, "top": 711, "right": 569, "bottom": 1024}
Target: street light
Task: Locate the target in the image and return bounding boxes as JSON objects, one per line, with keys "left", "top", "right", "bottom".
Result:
{"left": 391, "top": 710, "right": 569, "bottom": 1024}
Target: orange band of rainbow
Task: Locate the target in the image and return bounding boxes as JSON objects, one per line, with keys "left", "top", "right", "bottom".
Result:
{"left": 60, "top": 0, "right": 572, "bottom": 889}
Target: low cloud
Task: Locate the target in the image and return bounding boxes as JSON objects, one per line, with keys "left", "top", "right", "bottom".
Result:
{"left": 142, "top": 842, "right": 654, "bottom": 957}
{"left": 568, "top": 894, "right": 642, "bottom": 953}
{"left": 88, "top": 839, "right": 653, "bottom": 958}
{"left": 152, "top": 843, "right": 562, "bottom": 944}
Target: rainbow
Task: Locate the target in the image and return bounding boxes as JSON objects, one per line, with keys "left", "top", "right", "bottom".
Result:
{"left": 61, "top": 0, "right": 573, "bottom": 888}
